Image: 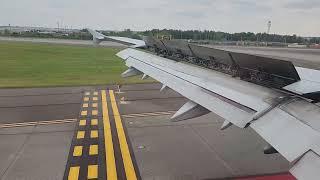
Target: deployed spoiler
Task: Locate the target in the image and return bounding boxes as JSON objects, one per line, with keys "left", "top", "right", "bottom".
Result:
{"left": 88, "top": 31, "right": 320, "bottom": 101}
{"left": 87, "top": 28, "right": 146, "bottom": 48}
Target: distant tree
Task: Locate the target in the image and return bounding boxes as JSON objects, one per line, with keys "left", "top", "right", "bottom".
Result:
{"left": 80, "top": 29, "right": 88, "bottom": 33}
{"left": 4, "top": 29, "right": 10, "bottom": 35}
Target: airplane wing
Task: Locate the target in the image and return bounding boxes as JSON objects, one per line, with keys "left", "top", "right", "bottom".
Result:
{"left": 87, "top": 28, "right": 146, "bottom": 48}
{"left": 116, "top": 46, "right": 320, "bottom": 180}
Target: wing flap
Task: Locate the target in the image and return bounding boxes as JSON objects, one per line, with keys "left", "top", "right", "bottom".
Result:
{"left": 290, "top": 150, "right": 320, "bottom": 180}
{"left": 251, "top": 103, "right": 320, "bottom": 162}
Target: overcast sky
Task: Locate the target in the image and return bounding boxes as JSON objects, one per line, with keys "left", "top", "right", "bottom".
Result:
{"left": 1, "top": 0, "right": 319, "bottom": 36}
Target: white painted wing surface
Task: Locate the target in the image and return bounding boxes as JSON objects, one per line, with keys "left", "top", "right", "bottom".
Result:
{"left": 284, "top": 67, "right": 320, "bottom": 95}
{"left": 117, "top": 48, "right": 320, "bottom": 180}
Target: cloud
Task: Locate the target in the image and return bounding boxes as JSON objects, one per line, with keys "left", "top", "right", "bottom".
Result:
{"left": 0, "top": 0, "right": 319, "bottom": 36}
{"left": 284, "top": 0, "right": 320, "bottom": 10}
{"left": 175, "top": 11, "right": 206, "bottom": 19}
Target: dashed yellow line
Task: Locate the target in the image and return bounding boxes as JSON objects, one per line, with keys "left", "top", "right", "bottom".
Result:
{"left": 89, "top": 145, "right": 98, "bottom": 155}
{"left": 91, "top": 119, "right": 98, "bottom": 126}
{"left": 92, "top": 110, "right": 98, "bottom": 116}
{"left": 90, "top": 130, "right": 98, "bottom": 138}
{"left": 77, "top": 131, "right": 85, "bottom": 139}
{"left": 0, "top": 119, "right": 77, "bottom": 129}
{"left": 38, "top": 119, "right": 76, "bottom": 125}
{"left": 81, "top": 110, "right": 87, "bottom": 116}
{"left": 101, "top": 90, "right": 118, "bottom": 180}
{"left": 68, "top": 166, "right": 80, "bottom": 180}
{"left": 73, "top": 146, "right": 83, "bottom": 157}
{"left": 109, "top": 90, "right": 137, "bottom": 180}
{"left": 92, "top": 103, "right": 98, "bottom": 108}
{"left": 121, "top": 111, "right": 174, "bottom": 118}
{"left": 0, "top": 110, "right": 174, "bottom": 129}
{"left": 88, "top": 165, "right": 98, "bottom": 179}
{"left": 79, "top": 119, "right": 86, "bottom": 126}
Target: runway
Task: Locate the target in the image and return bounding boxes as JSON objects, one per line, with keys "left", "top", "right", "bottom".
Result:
{"left": 0, "top": 83, "right": 294, "bottom": 179}
{"left": 0, "top": 36, "right": 126, "bottom": 47}
{"left": 210, "top": 45, "right": 320, "bottom": 70}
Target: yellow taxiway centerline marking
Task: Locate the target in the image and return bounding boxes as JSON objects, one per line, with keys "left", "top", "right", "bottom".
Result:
{"left": 109, "top": 90, "right": 137, "bottom": 180}
{"left": 101, "top": 90, "right": 117, "bottom": 180}
{"left": 68, "top": 166, "right": 80, "bottom": 180}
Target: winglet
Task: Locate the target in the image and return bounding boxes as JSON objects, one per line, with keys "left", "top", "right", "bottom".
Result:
{"left": 87, "top": 28, "right": 106, "bottom": 45}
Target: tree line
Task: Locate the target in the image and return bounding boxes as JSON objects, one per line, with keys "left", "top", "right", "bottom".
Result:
{"left": 1, "top": 28, "right": 319, "bottom": 44}
{"left": 141, "top": 29, "right": 319, "bottom": 44}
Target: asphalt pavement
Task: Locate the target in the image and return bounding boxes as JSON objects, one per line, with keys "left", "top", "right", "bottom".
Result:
{"left": 0, "top": 83, "right": 292, "bottom": 180}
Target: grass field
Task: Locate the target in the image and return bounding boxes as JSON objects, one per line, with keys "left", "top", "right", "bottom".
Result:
{"left": 0, "top": 41, "right": 154, "bottom": 88}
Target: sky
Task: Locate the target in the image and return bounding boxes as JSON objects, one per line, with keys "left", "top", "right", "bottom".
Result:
{"left": 1, "top": 0, "right": 319, "bottom": 36}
